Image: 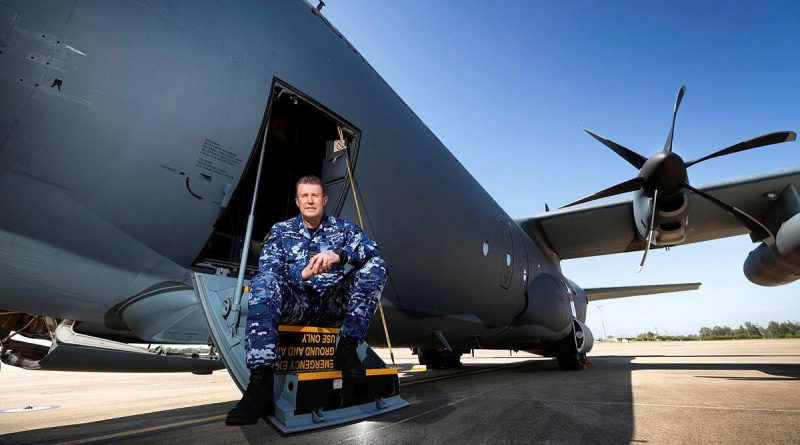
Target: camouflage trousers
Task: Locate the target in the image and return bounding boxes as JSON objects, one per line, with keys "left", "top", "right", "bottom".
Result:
{"left": 245, "top": 257, "right": 387, "bottom": 369}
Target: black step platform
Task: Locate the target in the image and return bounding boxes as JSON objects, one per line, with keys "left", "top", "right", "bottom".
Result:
{"left": 268, "top": 325, "right": 408, "bottom": 433}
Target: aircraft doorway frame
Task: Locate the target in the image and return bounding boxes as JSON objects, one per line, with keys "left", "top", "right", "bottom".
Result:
{"left": 192, "top": 80, "right": 367, "bottom": 396}
{"left": 267, "top": 78, "right": 362, "bottom": 218}
{"left": 192, "top": 78, "right": 363, "bottom": 277}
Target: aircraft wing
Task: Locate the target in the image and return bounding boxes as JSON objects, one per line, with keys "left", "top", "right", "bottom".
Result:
{"left": 584, "top": 282, "right": 701, "bottom": 301}
{"left": 517, "top": 168, "right": 800, "bottom": 259}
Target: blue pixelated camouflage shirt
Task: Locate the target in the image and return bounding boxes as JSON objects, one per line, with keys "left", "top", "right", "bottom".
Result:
{"left": 260, "top": 214, "right": 383, "bottom": 295}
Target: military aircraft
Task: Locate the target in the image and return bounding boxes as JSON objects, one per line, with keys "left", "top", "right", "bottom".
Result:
{"left": 1, "top": 0, "right": 798, "bottom": 390}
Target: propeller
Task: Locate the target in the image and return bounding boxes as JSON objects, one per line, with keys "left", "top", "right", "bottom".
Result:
{"left": 638, "top": 189, "right": 658, "bottom": 273}
{"left": 663, "top": 85, "right": 686, "bottom": 152}
{"left": 563, "top": 85, "right": 795, "bottom": 270}
{"left": 685, "top": 131, "right": 796, "bottom": 167}
{"left": 563, "top": 177, "right": 644, "bottom": 208}
{"left": 683, "top": 183, "right": 775, "bottom": 245}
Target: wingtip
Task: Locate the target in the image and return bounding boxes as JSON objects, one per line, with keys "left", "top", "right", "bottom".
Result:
{"left": 583, "top": 128, "right": 601, "bottom": 139}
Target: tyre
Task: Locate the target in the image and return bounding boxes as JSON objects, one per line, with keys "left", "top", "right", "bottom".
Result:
{"left": 556, "top": 335, "right": 587, "bottom": 371}
{"left": 418, "top": 348, "right": 462, "bottom": 369}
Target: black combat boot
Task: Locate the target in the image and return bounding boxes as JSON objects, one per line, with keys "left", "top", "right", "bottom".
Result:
{"left": 333, "top": 336, "right": 366, "bottom": 379}
{"left": 225, "top": 366, "right": 274, "bottom": 426}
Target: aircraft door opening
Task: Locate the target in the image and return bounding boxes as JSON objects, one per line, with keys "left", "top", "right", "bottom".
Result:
{"left": 193, "top": 80, "right": 361, "bottom": 278}
{"left": 191, "top": 81, "right": 362, "bottom": 393}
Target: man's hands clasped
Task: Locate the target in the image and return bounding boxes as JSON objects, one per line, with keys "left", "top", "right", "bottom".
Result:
{"left": 301, "top": 251, "right": 341, "bottom": 280}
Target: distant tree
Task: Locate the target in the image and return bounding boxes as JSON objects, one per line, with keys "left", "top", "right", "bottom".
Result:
{"left": 711, "top": 325, "right": 733, "bottom": 337}
{"left": 766, "top": 321, "right": 781, "bottom": 338}
{"left": 695, "top": 321, "right": 798, "bottom": 340}
{"left": 637, "top": 331, "right": 657, "bottom": 341}
{"left": 779, "top": 321, "right": 799, "bottom": 337}
{"left": 742, "top": 322, "right": 763, "bottom": 337}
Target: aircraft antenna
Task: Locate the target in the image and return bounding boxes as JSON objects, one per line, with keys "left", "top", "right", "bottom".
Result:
{"left": 638, "top": 189, "right": 658, "bottom": 273}
{"left": 338, "top": 125, "right": 396, "bottom": 365}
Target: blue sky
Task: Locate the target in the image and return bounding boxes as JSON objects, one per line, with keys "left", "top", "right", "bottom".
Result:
{"left": 323, "top": 1, "right": 799, "bottom": 336}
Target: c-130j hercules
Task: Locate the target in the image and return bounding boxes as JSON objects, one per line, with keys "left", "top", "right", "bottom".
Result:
{"left": 1, "top": 0, "right": 798, "bottom": 385}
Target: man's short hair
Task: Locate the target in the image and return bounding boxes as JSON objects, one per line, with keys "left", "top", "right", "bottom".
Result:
{"left": 296, "top": 175, "right": 326, "bottom": 196}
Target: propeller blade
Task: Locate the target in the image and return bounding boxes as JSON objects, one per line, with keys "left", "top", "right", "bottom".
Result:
{"left": 683, "top": 183, "right": 775, "bottom": 245}
{"left": 685, "top": 131, "right": 797, "bottom": 167}
{"left": 561, "top": 177, "right": 644, "bottom": 208}
{"left": 584, "top": 129, "right": 648, "bottom": 169}
{"left": 638, "top": 189, "right": 659, "bottom": 273}
{"left": 663, "top": 85, "right": 687, "bottom": 152}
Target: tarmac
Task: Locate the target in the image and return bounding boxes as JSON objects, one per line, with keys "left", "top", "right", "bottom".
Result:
{"left": 1, "top": 339, "right": 799, "bottom": 444}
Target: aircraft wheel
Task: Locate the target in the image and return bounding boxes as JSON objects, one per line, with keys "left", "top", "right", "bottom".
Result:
{"left": 418, "top": 349, "right": 462, "bottom": 369}
{"left": 418, "top": 349, "right": 443, "bottom": 369}
{"left": 556, "top": 336, "right": 587, "bottom": 371}
{"left": 442, "top": 354, "right": 462, "bottom": 368}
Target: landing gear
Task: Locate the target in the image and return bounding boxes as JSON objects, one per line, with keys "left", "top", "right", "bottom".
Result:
{"left": 555, "top": 335, "right": 587, "bottom": 370}
{"left": 416, "top": 348, "right": 462, "bottom": 369}
{"left": 555, "top": 320, "right": 593, "bottom": 370}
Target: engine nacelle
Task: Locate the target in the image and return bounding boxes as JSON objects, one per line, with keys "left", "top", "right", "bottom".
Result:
{"left": 744, "top": 213, "right": 800, "bottom": 286}
{"left": 633, "top": 190, "right": 689, "bottom": 246}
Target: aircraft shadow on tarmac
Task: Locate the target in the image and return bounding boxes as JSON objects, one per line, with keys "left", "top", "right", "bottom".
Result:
{"left": 2, "top": 356, "right": 797, "bottom": 444}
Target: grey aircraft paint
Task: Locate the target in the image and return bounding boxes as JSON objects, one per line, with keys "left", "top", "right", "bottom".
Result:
{"left": 0, "top": 1, "right": 564, "bottom": 353}
{"left": 1, "top": 1, "right": 797, "bottom": 373}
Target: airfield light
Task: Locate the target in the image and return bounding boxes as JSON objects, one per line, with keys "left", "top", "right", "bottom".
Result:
{"left": 597, "top": 305, "right": 608, "bottom": 341}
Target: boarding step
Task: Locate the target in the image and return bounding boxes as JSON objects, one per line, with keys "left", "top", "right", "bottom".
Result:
{"left": 269, "top": 325, "right": 408, "bottom": 433}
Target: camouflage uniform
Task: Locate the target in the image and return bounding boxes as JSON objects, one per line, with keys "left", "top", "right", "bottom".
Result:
{"left": 245, "top": 214, "right": 387, "bottom": 369}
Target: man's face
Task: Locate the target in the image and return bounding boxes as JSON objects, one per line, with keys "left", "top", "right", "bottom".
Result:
{"left": 295, "top": 183, "right": 328, "bottom": 221}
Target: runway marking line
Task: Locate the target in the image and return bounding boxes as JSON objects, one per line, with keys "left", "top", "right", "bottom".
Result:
{"left": 493, "top": 398, "right": 800, "bottom": 414}
{"left": 51, "top": 360, "right": 538, "bottom": 444}
{"left": 52, "top": 415, "right": 226, "bottom": 445}
{"left": 402, "top": 360, "right": 534, "bottom": 386}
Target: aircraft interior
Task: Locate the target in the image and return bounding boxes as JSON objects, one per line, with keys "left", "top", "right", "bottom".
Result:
{"left": 193, "top": 83, "right": 356, "bottom": 276}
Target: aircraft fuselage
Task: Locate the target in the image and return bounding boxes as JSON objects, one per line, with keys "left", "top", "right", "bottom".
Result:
{"left": 0, "top": 1, "right": 584, "bottom": 353}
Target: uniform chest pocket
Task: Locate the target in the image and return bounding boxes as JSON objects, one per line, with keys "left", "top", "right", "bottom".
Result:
{"left": 281, "top": 235, "right": 308, "bottom": 263}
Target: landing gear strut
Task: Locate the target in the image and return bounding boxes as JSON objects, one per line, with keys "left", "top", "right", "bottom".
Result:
{"left": 416, "top": 348, "right": 462, "bottom": 369}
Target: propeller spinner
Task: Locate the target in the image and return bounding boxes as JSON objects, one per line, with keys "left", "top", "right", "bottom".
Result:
{"left": 563, "top": 86, "right": 796, "bottom": 271}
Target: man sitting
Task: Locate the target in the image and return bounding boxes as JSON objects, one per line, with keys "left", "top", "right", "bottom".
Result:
{"left": 225, "top": 175, "right": 387, "bottom": 426}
